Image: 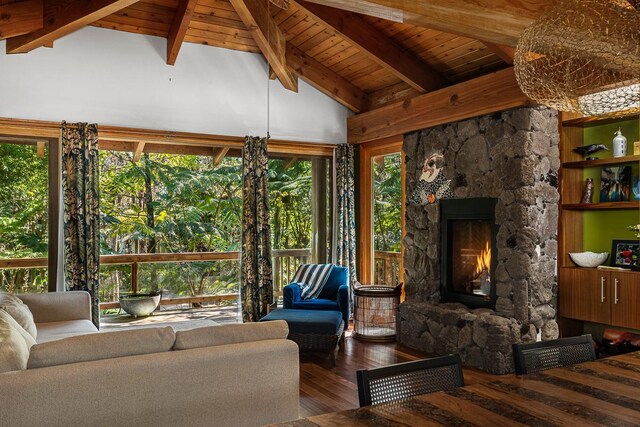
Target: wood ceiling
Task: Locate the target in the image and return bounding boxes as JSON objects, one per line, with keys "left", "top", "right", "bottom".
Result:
{"left": 0, "top": 0, "right": 554, "bottom": 113}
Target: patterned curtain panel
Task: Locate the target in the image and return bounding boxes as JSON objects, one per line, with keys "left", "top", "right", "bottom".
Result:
{"left": 241, "top": 136, "right": 273, "bottom": 322}
{"left": 61, "top": 122, "right": 101, "bottom": 328}
{"left": 335, "top": 143, "right": 357, "bottom": 286}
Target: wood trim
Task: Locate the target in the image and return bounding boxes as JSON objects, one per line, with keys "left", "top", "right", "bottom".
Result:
{"left": 348, "top": 67, "right": 531, "bottom": 144}
{"left": 47, "top": 136, "right": 60, "bottom": 291}
{"left": 357, "top": 135, "right": 403, "bottom": 284}
{"left": 132, "top": 141, "right": 145, "bottom": 161}
{"left": 0, "top": 0, "right": 43, "bottom": 40}
{"left": 0, "top": 117, "right": 336, "bottom": 157}
{"left": 286, "top": 43, "right": 366, "bottom": 113}
{"left": 166, "top": 0, "right": 198, "bottom": 65}
{"left": 229, "top": 0, "right": 298, "bottom": 91}
{"left": 6, "top": 0, "right": 140, "bottom": 53}
{"left": 297, "top": 1, "right": 446, "bottom": 93}
{"left": 212, "top": 147, "right": 229, "bottom": 166}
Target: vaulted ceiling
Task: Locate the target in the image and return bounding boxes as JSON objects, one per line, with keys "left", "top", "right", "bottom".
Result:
{"left": 0, "top": 0, "right": 554, "bottom": 113}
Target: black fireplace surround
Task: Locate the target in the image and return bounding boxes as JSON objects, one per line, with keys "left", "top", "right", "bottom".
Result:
{"left": 440, "top": 198, "right": 498, "bottom": 309}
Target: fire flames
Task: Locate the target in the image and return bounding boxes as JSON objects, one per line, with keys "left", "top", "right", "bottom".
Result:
{"left": 475, "top": 241, "right": 491, "bottom": 276}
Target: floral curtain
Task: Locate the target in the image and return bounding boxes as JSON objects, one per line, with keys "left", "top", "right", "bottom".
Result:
{"left": 335, "top": 143, "right": 357, "bottom": 286}
{"left": 61, "top": 122, "right": 101, "bottom": 328}
{"left": 241, "top": 136, "right": 273, "bottom": 322}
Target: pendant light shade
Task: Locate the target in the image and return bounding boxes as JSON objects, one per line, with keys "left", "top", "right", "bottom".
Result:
{"left": 514, "top": 0, "right": 640, "bottom": 118}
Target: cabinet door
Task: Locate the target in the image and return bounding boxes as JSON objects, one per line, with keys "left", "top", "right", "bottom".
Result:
{"left": 559, "top": 268, "right": 611, "bottom": 324}
{"left": 611, "top": 271, "right": 640, "bottom": 329}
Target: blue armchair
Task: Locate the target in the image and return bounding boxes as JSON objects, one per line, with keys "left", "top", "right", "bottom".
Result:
{"left": 283, "top": 265, "right": 350, "bottom": 328}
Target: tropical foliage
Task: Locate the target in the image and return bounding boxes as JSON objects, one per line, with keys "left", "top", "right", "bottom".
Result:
{"left": 0, "top": 143, "right": 48, "bottom": 293}
{"left": 373, "top": 153, "right": 402, "bottom": 252}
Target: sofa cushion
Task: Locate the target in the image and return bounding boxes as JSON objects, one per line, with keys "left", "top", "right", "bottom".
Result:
{"left": 35, "top": 320, "right": 99, "bottom": 343}
{"left": 28, "top": 326, "right": 176, "bottom": 369}
{"left": 0, "top": 309, "right": 36, "bottom": 373}
{"left": 173, "top": 320, "right": 288, "bottom": 350}
{"left": 318, "top": 266, "right": 348, "bottom": 300}
{"left": 0, "top": 292, "right": 37, "bottom": 339}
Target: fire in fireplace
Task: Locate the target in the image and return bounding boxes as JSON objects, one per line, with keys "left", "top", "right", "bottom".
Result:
{"left": 440, "top": 198, "right": 497, "bottom": 309}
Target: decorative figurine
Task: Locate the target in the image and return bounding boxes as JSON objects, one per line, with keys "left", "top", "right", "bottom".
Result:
{"left": 581, "top": 177, "right": 594, "bottom": 204}
{"left": 573, "top": 143, "right": 608, "bottom": 158}
{"left": 612, "top": 128, "right": 628, "bottom": 157}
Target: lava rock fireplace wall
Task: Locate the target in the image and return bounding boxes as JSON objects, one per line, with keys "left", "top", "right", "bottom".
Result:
{"left": 399, "top": 107, "right": 560, "bottom": 374}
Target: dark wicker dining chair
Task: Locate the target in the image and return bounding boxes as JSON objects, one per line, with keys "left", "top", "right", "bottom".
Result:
{"left": 356, "top": 354, "right": 464, "bottom": 407}
{"left": 512, "top": 334, "right": 596, "bottom": 375}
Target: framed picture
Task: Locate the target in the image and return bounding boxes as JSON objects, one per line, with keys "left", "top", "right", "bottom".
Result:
{"left": 610, "top": 239, "right": 640, "bottom": 269}
{"left": 600, "top": 166, "right": 631, "bottom": 202}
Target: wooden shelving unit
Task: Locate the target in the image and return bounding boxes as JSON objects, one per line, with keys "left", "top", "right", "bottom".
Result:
{"left": 562, "top": 201, "right": 639, "bottom": 210}
{"left": 558, "top": 112, "right": 640, "bottom": 335}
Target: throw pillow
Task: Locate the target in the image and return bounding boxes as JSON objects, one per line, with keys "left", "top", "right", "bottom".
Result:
{"left": 0, "top": 292, "right": 37, "bottom": 339}
{"left": 292, "top": 264, "right": 334, "bottom": 300}
{"left": 27, "top": 326, "right": 176, "bottom": 369}
{"left": 0, "top": 309, "right": 36, "bottom": 373}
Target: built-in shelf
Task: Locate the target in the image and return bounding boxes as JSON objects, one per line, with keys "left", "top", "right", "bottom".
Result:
{"left": 563, "top": 155, "right": 640, "bottom": 169}
{"left": 562, "top": 115, "right": 638, "bottom": 128}
{"left": 562, "top": 201, "right": 639, "bottom": 210}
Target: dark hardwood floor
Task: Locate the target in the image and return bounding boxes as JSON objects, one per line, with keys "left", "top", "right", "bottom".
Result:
{"left": 298, "top": 331, "right": 499, "bottom": 418}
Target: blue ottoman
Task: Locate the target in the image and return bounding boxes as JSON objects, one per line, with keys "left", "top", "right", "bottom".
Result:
{"left": 261, "top": 309, "right": 345, "bottom": 365}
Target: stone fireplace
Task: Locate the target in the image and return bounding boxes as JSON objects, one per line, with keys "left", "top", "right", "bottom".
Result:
{"left": 399, "top": 106, "right": 560, "bottom": 374}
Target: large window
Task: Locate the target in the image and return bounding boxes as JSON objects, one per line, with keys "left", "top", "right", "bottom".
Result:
{"left": 0, "top": 140, "right": 50, "bottom": 293}
{"left": 269, "top": 157, "right": 332, "bottom": 294}
{"left": 358, "top": 138, "right": 404, "bottom": 286}
{"left": 99, "top": 151, "right": 242, "bottom": 309}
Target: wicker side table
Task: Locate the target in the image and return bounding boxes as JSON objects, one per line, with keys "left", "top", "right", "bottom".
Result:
{"left": 353, "top": 283, "right": 402, "bottom": 342}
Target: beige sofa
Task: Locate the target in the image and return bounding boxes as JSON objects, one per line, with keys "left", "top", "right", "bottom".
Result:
{"left": 0, "top": 292, "right": 299, "bottom": 427}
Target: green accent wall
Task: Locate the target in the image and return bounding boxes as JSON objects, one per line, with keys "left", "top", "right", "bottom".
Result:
{"left": 581, "top": 118, "right": 640, "bottom": 254}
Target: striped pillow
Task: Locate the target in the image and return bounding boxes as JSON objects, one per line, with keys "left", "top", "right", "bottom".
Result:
{"left": 292, "top": 264, "right": 335, "bottom": 300}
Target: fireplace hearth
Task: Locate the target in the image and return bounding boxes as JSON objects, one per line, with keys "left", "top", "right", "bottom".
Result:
{"left": 440, "top": 198, "right": 497, "bottom": 309}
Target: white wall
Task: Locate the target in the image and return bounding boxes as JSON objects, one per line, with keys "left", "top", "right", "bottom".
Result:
{"left": 0, "top": 26, "right": 349, "bottom": 144}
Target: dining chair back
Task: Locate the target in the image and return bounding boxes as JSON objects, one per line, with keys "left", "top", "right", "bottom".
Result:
{"left": 512, "top": 334, "right": 596, "bottom": 375}
{"left": 356, "top": 354, "right": 464, "bottom": 407}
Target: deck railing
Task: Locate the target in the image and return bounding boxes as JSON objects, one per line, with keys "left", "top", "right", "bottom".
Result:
{"left": 373, "top": 250, "right": 402, "bottom": 286}
{"left": 1, "top": 249, "right": 401, "bottom": 307}
{"left": 0, "top": 248, "right": 312, "bottom": 310}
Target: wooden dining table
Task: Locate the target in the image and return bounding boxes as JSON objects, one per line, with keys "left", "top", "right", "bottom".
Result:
{"left": 270, "top": 351, "right": 640, "bottom": 426}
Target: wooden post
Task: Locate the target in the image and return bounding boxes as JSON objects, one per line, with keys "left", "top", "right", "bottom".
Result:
{"left": 47, "top": 138, "right": 60, "bottom": 292}
{"left": 312, "top": 158, "right": 328, "bottom": 263}
{"left": 131, "top": 262, "right": 138, "bottom": 294}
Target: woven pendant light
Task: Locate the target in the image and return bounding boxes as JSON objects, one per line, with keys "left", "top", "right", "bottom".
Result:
{"left": 515, "top": 0, "right": 640, "bottom": 118}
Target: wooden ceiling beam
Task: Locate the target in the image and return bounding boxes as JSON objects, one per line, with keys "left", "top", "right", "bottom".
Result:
{"left": 348, "top": 67, "right": 532, "bottom": 144}
{"left": 0, "top": 0, "right": 43, "bottom": 40}
{"left": 483, "top": 43, "right": 516, "bottom": 65}
{"left": 6, "top": 0, "right": 140, "bottom": 54}
{"left": 297, "top": 0, "right": 446, "bottom": 93}
{"left": 286, "top": 44, "right": 366, "bottom": 113}
{"left": 304, "top": 0, "right": 552, "bottom": 47}
{"left": 229, "top": 0, "right": 298, "bottom": 92}
{"left": 166, "top": 0, "right": 198, "bottom": 65}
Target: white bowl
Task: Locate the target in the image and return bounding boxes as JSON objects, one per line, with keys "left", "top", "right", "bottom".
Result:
{"left": 569, "top": 252, "right": 609, "bottom": 268}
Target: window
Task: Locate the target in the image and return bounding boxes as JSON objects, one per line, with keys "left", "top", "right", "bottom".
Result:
{"left": 269, "top": 157, "right": 332, "bottom": 295}
{"left": 0, "top": 140, "right": 52, "bottom": 293}
{"left": 99, "top": 150, "right": 242, "bottom": 310}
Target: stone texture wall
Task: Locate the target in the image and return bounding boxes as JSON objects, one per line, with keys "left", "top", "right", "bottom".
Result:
{"left": 399, "top": 107, "right": 560, "bottom": 374}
